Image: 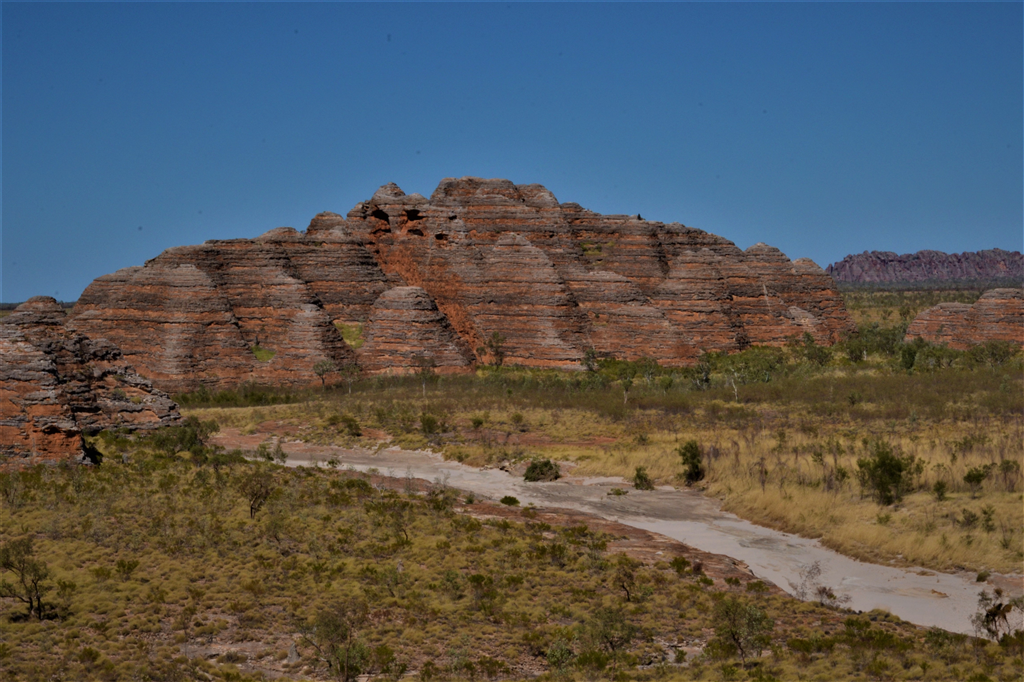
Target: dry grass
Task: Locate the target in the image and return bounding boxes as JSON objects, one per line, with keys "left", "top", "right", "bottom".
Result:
{"left": 840, "top": 288, "right": 989, "bottom": 326}
{"left": 3, "top": 450, "right": 1020, "bottom": 682}
{"left": 186, "top": 369, "right": 1024, "bottom": 575}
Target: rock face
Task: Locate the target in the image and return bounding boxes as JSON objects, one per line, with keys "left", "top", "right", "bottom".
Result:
{"left": 71, "top": 235, "right": 363, "bottom": 393}
{"left": 905, "top": 288, "right": 1024, "bottom": 349}
{"left": 826, "top": 249, "right": 1023, "bottom": 285}
{"left": 69, "top": 178, "right": 854, "bottom": 390}
{"left": 1, "top": 297, "right": 180, "bottom": 468}
{"left": 358, "top": 287, "right": 476, "bottom": 374}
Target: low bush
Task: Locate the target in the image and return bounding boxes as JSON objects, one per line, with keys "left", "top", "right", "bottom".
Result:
{"left": 678, "top": 440, "right": 705, "bottom": 484}
{"left": 632, "top": 466, "right": 655, "bottom": 490}
{"left": 856, "top": 440, "right": 922, "bottom": 506}
{"left": 524, "top": 459, "right": 561, "bottom": 482}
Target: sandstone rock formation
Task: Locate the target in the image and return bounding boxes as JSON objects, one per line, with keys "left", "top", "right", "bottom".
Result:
{"left": 69, "top": 178, "right": 854, "bottom": 391}
{"left": 72, "top": 236, "right": 363, "bottom": 393}
{"left": 905, "top": 288, "right": 1024, "bottom": 349}
{"left": 358, "top": 287, "right": 476, "bottom": 374}
{"left": 826, "top": 249, "right": 1023, "bottom": 285}
{"left": 1, "top": 297, "right": 180, "bottom": 467}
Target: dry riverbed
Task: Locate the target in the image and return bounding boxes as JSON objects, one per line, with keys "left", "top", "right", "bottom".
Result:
{"left": 212, "top": 428, "right": 1023, "bottom": 636}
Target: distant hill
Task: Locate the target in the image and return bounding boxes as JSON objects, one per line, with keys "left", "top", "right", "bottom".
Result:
{"left": 826, "top": 248, "right": 1022, "bottom": 287}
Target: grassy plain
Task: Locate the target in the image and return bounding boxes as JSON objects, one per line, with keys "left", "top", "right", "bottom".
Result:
{"left": 1, "top": 445, "right": 1021, "bottom": 682}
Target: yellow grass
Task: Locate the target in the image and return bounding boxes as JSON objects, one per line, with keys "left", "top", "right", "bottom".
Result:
{"left": 188, "top": 393, "right": 1024, "bottom": 575}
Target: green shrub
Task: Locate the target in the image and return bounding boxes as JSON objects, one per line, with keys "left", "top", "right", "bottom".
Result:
{"left": 142, "top": 416, "right": 220, "bottom": 458}
{"left": 335, "top": 322, "right": 365, "bottom": 350}
{"left": 963, "top": 465, "right": 993, "bottom": 498}
{"left": 174, "top": 383, "right": 297, "bottom": 408}
{"left": 669, "top": 556, "right": 691, "bottom": 575}
{"left": 797, "top": 333, "right": 831, "bottom": 367}
{"left": 500, "top": 496, "right": 520, "bottom": 506}
{"left": 632, "top": 466, "right": 655, "bottom": 490}
{"left": 678, "top": 440, "right": 705, "bottom": 484}
{"left": 524, "top": 459, "right": 560, "bottom": 482}
{"left": 420, "top": 414, "right": 439, "bottom": 435}
{"left": 708, "top": 596, "right": 774, "bottom": 664}
{"left": 856, "top": 440, "right": 921, "bottom": 506}
{"left": 339, "top": 414, "right": 362, "bottom": 437}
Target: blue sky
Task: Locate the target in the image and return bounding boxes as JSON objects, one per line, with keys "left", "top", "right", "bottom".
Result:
{"left": 3, "top": 2, "right": 1022, "bottom": 302}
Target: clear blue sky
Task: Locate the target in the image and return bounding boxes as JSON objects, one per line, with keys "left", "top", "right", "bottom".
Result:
{"left": 3, "top": 2, "right": 1021, "bottom": 303}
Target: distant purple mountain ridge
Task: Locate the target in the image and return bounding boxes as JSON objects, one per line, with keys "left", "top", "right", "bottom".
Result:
{"left": 825, "top": 248, "right": 1022, "bottom": 285}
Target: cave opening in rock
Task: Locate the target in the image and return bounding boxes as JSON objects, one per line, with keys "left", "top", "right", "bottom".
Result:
{"left": 405, "top": 209, "right": 423, "bottom": 222}
{"left": 371, "top": 209, "right": 391, "bottom": 224}
{"left": 407, "top": 228, "right": 425, "bottom": 237}
{"left": 435, "top": 233, "right": 448, "bottom": 241}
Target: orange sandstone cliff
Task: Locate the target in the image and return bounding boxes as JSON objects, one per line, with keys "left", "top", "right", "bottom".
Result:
{"left": 69, "top": 178, "right": 854, "bottom": 392}
{"left": 1, "top": 297, "right": 180, "bottom": 467}
{"left": 905, "top": 288, "right": 1024, "bottom": 349}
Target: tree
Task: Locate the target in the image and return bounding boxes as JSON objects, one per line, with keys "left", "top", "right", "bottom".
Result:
{"left": 678, "top": 440, "right": 705, "bottom": 485}
{"left": 339, "top": 364, "right": 361, "bottom": 395}
{"left": 612, "top": 554, "right": 646, "bottom": 602}
{"left": 798, "top": 332, "right": 831, "bottom": 367}
{"left": 415, "top": 355, "right": 437, "bottom": 399}
{"left": 301, "top": 600, "right": 370, "bottom": 682}
{"left": 314, "top": 360, "right": 337, "bottom": 389}
{"left": 582, "top": 347, "right": 598, "bottom": 372}
{"left": 999, "top": 459, "right": 1021, "bottom": 493}
{"left": 618, "top": 365, "right": 636, "bottom": 406}
{"left": 477, "top": 332, "right": 507, "bottom": 367}
{"left": 580, "top": 606, "right": 638, "bottom": 655}
{"left": 238, "top": 465, "right": 277, "bottom": 519}
{"left": 971, "top": 588, "right": 1024, "bottom": 643}
{"left": 963, "top": 464, "right": 993, "bottom": 498}
{"left": 692, "top": 354, "right": 712, "bottom": 390}
{"left": 0, "top": 537, "right": 51, "bottom": 619}
{"left": 856, "top": 440, "right": 921, "bottom": 506}
{"left": 709, "top": 596, "right": 774, "bottom": 665}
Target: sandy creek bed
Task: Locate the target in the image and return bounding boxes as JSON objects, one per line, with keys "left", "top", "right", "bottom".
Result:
{"left": 212, "top": 430, "right": 1022, "bottom": 636}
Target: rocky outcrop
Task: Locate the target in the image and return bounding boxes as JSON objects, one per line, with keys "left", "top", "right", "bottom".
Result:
{"left": 826, "top": 249, "right": 1023, "bottom": 285}
{"left": 1, "top": 297, "right": 180, "bottom": 467}
{"left": 905, "top": 288, "right": 1024, "bottom": 349}
{"left": 71, "top": 236, "right": 362, "bottom": 393}
{"left": 69, "top": 178, "right": 854, "bottom": 390}
{"left": 358, "top": 287, "right": 476, "bottom": 374}
{"left": 345, "top": 178, "right": 853, "bottom": 366}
